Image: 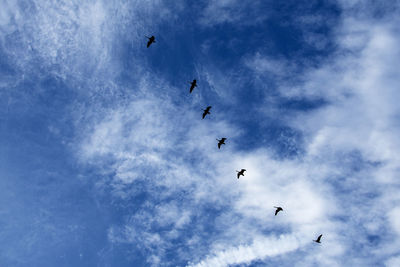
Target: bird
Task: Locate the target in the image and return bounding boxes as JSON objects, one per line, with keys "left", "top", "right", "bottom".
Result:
{"left": 202, "top": 106, "right": 211, "bottom": 119}
{"left": 146, "top": 36, "right": 156, "bottom": 47}
{"left": 236, "top": 169, "right": 246, "bottom": 179}
{"left": 189, "top": 79, "right": 197, "bottom": 93}
{"left": 274, "top": 206, "right": 283, "bottom": 216}
{"left": 313, "top": 234, "right": 323, "bottom": 243}
{"left": 217, "top": 138, "right": 227, "bottom": 149}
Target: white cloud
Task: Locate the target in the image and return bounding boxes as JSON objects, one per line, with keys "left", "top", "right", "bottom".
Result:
{"left": 79, "top": 90, "right": 345, "bottom": 265}
{"left": 286, "top": 23, "right": 400, "bottom": 185}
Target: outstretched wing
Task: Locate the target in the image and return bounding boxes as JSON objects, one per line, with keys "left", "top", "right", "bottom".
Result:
{"left": 218, "top": 142, "right": 221, "bottom": 149}
{"left": 317, "top": 234, "right": 322, "bottom": 242}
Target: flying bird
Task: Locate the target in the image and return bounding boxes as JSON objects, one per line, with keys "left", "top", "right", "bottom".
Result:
{"left": 146, "top": 36, "right": 156, "bottom": 48}
{"left": 217, "top": 138, "right": 227, "bottom": 149}
{"left": 313, "top": 234, "right": 323, "bottom": 243}
{"left": 202, "top": 106, "right": 211, "bottom": 119}
{"left": 236, "top": 169, "right": 246, "bottom": 179}
{"left": 274, "top": 206, "right": 283, "bottom": 216}
{"left": 189, "top": 79, "right": 197, "bottom": 93}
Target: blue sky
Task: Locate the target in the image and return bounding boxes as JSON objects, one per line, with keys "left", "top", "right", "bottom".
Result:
{"left": 1, "top": 0, "right": 400, "bottom": 266}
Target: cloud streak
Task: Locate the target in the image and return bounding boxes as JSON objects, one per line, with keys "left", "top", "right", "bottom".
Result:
{"left": 188, "top": 235, "right": 302, "bottom": 267}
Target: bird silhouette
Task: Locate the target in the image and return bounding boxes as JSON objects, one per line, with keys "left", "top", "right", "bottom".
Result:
{"left": 146, "top": 36, "right": 156, "bottom": 47}
{"left": 274, "top": 206, "right": 283, "bottom": 216}
{"left": 217, "top": 138, "right": 227, "bottom": 149}
{"left": 236, "top": 169, "right": 246, "bottom": 179}
{"left": 202, "top": 106, "right": 211, "bottom": 119}
{"left": 189, "top": 79, "right": 197, "bottom": 93}
{"left": 313, "top": 234, "right": 322, "bottom": 243}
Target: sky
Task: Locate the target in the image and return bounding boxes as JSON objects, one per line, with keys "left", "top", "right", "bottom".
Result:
{"left": 1, "top": 0, "right": 400, "bottom": 266}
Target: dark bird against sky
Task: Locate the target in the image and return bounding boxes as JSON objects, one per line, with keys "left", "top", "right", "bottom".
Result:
{"left": 146, "top": 36, "right": 156, "bottom": 48}
{"left": 189, "top": 79, "right": 197, "bottom": 93}
{"left": 274, "top": 206, "right": 283, "bottom": 216}
{"left": 236, "top": 169, "right": 246, "bottom": 179}
{"left": 217, "top": 138, "right": 226, "bottom": 149}
{"left": 314, "top": 234, "right": 323, "bottom": 243}
{"left": 202, "top": 106, "right": 211, "bottom": 119}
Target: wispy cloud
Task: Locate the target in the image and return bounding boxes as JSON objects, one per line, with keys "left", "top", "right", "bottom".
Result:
{"left": 198, "top": 0, "right": 269, "bottom": 27}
